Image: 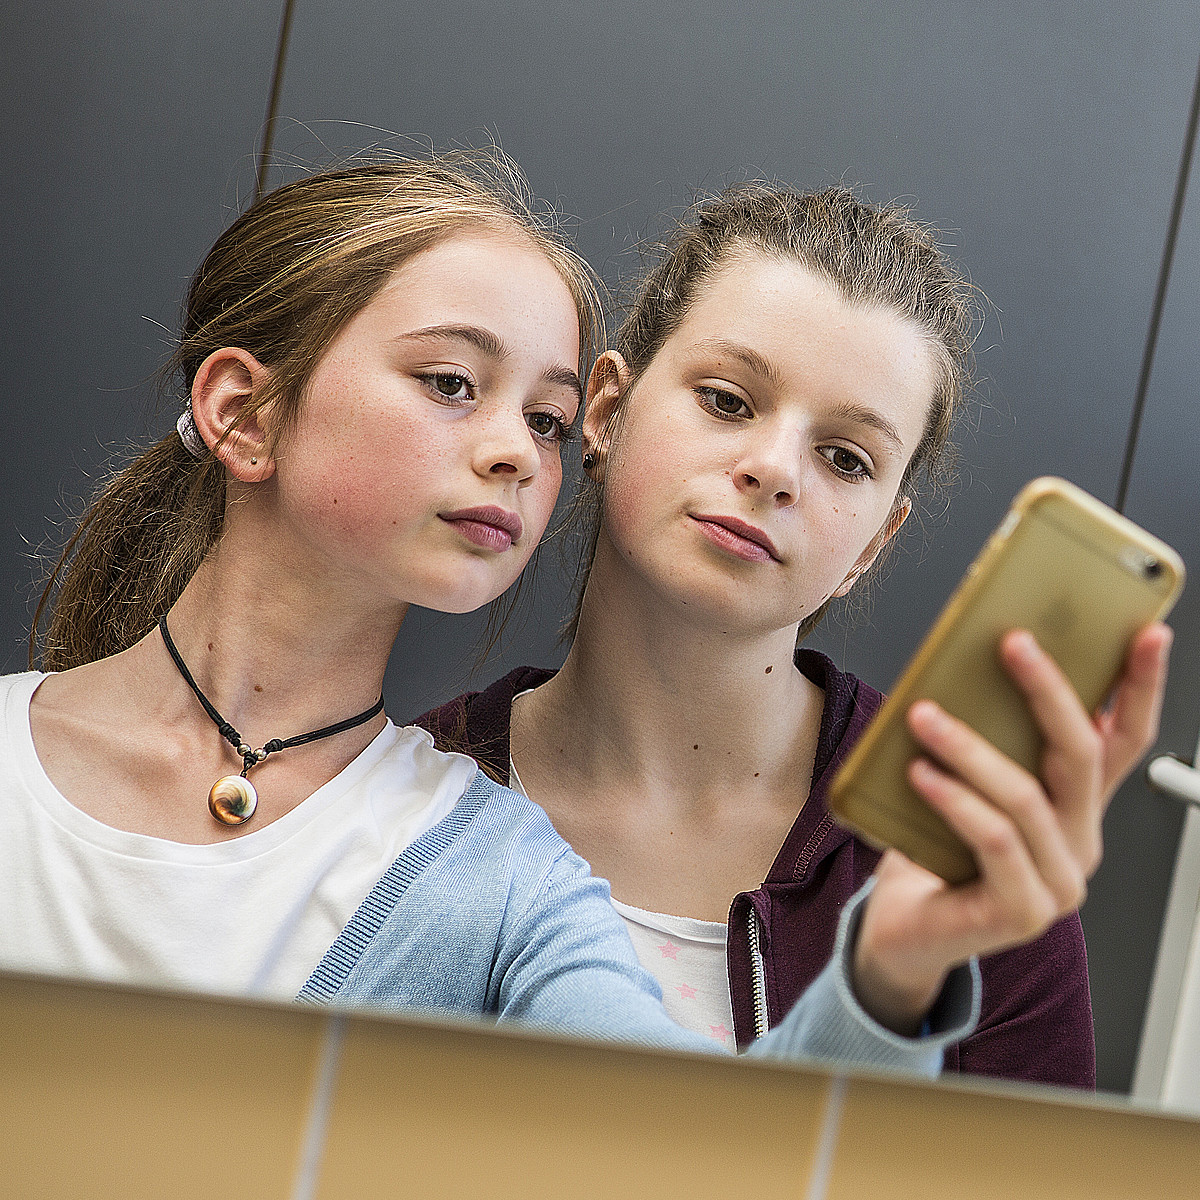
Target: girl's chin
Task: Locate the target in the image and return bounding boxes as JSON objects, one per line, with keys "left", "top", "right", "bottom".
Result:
{"left": 416, "top": 576, "right": 524, "bottom": 616}
{"left": 661, "top": 587, "right": 806, "bottom": 636}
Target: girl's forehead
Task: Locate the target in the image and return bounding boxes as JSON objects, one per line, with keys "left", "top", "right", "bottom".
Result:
{"left": 380, "top": 229, "right": 565, "bottom": 293}
{"left": 676, "top": 253, "right": 928, "bottom": 366}
{"left": 355, "top": 232, "right": 580, "bottom": 341}
{"left": 687, "top": 250, "right": 851, "bottom": 326}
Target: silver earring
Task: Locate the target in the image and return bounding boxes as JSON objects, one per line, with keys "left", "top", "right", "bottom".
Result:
{"left": 176, "top": 410, "right": 207, "bottom": 459}
{"left": 250, "top": 457, "right": 258, "bottom": 465}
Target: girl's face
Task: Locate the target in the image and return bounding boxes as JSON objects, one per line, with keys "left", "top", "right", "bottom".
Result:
{"left": 590, "top": 250, "right": 936, "bottom": 636}
{"left": 268, "top": 231, "right": 582, "bottom": 614}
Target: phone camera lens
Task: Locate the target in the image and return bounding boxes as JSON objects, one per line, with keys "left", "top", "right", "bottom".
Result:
{"left": 1143, "top": 557, "right": 1164, "bottom": 580}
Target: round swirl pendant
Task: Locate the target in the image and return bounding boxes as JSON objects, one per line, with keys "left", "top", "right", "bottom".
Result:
{"left": 208, "top": 775, "right": 258, "bottom": 825}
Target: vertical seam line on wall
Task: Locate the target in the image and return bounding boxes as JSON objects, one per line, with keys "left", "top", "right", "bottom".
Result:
{"left": 1113, "top": 49, "right": 1200, "bottom": 514}
{"left": 290, "top": 1012, "right": 347, "bottom": 1200}
{"left": 255, "top": 0, "right": 298, "bottom": 203}
{"left": 804, "top": 1073, "right": 848, "bottom": 1200}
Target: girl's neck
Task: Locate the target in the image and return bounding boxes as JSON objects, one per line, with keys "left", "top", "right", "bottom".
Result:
{"left": 159, "top": 520, "right": 404, "bottom": 738}
{"left": 525, "top": 538, "right": 824, "bottom": 798}
{"left": 28, "top": 509, "right": 406, "bottom": 844}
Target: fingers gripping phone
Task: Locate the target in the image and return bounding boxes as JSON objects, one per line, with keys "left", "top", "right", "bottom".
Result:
{"left": 828, "top": 477, "right": 1185, "bottom": 884}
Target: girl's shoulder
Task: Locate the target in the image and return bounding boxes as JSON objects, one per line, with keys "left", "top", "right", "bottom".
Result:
{"left": 0, "top": 670, "right": 48, "bottom": 724}
{"left": 0, "top": 672, "right": 48, "bottom": 768}
{"left": 0, "top": 669, "right": 48, "bottom": 692}
{"left": 450, "top": 765, "right": 573, "bottom": 860}
{"left": 413, "top": 665, "right": 556, "bottom": 779}
{"left": 794, "top": 647, "right": 884, "bottom": 733}
{"left": 415, "top": 664, "right": 557, "bottom": 731}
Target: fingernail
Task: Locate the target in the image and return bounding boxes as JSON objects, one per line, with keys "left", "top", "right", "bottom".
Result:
{"left": 910, "top": 700, "right": 946, "bottom": 730}
{"left": 910, "top": 756, "right": 935, "bottom": 782}
{"left": 1010, "top": 630, "right": 1038, "bottom": 660}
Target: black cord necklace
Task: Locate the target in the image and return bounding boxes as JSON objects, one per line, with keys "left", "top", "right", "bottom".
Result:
{"left": 158, "top": 615, "right": 385, "bottom": 826}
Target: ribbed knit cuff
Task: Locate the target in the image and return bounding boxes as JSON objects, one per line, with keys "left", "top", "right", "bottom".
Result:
{"left": 746, "top": 878, "right": 982, "bottom": 1077}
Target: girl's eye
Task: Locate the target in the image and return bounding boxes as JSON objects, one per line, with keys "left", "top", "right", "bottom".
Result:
{"left": 696, "top": 386, "right": 751, "bottom": 419}
{"left": 819, "top": 445, "right": 872, "bottom": 480}
{"left": 422, "top": 372, "right": 473, "bottom": 403}
{"left": 526, "top": 411, "right": 575, "bottom": 445}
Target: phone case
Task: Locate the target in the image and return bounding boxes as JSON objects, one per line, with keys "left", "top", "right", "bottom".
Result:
{"left": 828, "top": 477, "right": 1185, "bottom": 883}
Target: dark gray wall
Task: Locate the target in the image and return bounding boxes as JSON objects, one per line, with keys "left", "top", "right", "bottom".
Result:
{"left": 1100, "top": 133, "right": 1200, "bottom": 1094}
{"left": 3, "top": 0, "right": 1198, "bottom": 1096}
{"left": 1, "top": 0, "right": 282, "bottom": 667}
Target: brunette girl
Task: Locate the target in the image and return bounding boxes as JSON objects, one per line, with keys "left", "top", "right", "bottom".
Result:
{"left": 4, "top": 157, "right": 981, "bottom": 1073}
{"left": 418, "top": 183, "right": 1172, "bottom": 1085}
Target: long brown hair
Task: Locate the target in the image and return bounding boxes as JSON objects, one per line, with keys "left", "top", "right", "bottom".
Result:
{"left": 566, "top": 182, "right": 978, "bottom": 642}
{"left": 33, "top": 152, "right": 604, "bottom": 670}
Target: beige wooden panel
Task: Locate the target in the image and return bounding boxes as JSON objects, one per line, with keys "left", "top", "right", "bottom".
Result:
{"left": 317, "top": 1011, "right": 832, "bottom": 1199}
{"left": 828, "top": 1073, "right": 1200, "bottom": 1200}
{"left": 0, "top": 973, "right": 327, "bottom": 1200}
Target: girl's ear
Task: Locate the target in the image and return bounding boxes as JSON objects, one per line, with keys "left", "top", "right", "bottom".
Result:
{"left": 580, "top": 351, "right": 633, "bottom": 478}
{"left": 832, "top": 497, "right": 912, "bottom": 598}
{"left": 190, "top": 348, "right": 276, "bottom": 482}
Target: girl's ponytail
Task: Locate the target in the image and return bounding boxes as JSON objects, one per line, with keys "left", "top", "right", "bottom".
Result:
{"left": 33, "top": 434, "right": 224, "bottom": 670}
{"left": 30, "top": 152, "right": 603, "bottom": 672}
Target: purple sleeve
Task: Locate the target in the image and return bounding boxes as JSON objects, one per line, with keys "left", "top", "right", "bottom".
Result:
{"left": 941, "top": 911, "right": 1095, "bottom": 1088}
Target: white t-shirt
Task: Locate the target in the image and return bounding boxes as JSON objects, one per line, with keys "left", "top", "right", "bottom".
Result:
{"left": 0, "top": 671, "right": 477, "bottom": 1001}
{"left": 610, "top": 900, "right": 737, "bottom": 1049}
{"left": 508, "top": 753, "right": 737, "bottom": 1047}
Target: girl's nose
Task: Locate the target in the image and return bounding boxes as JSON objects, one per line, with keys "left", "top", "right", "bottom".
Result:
{"left": 473, "top": 406, "right": 540, "bottom": 484}
{"left": 733, "top": 435, "right": 801, "bottom": 507}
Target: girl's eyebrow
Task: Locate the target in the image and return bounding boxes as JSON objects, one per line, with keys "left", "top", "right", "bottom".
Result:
{"left": 543, "top": 366, "right": 585, "bottom": 402}
{"left": 397, "top": 324, "right": 582, "bottom": 401}
{"left": 399, "top": 323, "right": 507, "bottom": 357}
{"left": 692, "top": 338, "right": 784, "bottom": 389}
{"left": 825, "top": 400, "right": 905, "bottom": 452}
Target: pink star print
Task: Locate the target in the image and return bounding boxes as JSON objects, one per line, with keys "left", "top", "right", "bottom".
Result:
{"left": 657, "top": 942, "right": 679, "bottom": 960}
{"left": 674, "top": 983, "right": 698, "bottom": 1000}
{"left": 709, "top": 1023, "right": 733, "bottom": 1042}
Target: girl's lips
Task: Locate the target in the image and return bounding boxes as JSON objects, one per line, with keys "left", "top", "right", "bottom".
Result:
{"left": 690, "top": 515, "right": 780, "bottom": 563}
{"left": 440, "top": 506, "right": 523, "bottom": 553}
{"left": 445, "top": 519, "right": 513, "bottom": 551}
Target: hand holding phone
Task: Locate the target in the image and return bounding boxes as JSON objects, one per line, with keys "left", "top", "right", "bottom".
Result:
{"left": 849, "top": 620, "right": 1174, "bottom": 1035}
{"left": 829, "top": 476, "right": 1184, "bottom": 884}
{"left": 827, "top": 476, "right": 1182, "bottom": 1035}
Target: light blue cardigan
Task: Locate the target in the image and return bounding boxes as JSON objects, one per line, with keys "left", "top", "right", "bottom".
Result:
{"left": 300, "top": 771, "right": 980, "bottom": 1074}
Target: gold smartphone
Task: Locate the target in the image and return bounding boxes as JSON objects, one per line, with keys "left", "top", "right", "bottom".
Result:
{"left": 828, "top": 476, "right": 1185, "bottom": 884}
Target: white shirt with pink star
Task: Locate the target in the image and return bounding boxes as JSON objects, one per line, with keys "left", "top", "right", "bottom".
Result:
{"left": 610, "top": 899, "right": 737, "bottom": 1048}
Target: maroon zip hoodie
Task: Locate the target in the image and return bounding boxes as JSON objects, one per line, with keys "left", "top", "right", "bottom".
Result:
{"left": 414, "top": 649, "right": 1095, "bottom": 1088}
